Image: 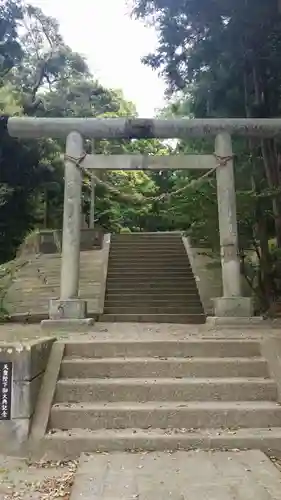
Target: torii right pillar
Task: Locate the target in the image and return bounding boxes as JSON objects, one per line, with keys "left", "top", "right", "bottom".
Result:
{"left": 212, "top": 132, "right": 253, "bottom": 321}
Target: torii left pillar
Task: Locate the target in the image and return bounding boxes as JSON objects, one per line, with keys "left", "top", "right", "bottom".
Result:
{"left": 42, "top": 131, "right": 93, "bottom": 327}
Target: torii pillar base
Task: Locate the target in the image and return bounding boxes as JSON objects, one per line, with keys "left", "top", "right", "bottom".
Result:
{"left": 41, "top": 298, "right": 94, "bottom": 332}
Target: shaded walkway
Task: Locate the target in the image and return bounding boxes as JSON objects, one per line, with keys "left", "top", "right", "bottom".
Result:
{"left": 70, "top": 450, "right": 281, "bottom": 499}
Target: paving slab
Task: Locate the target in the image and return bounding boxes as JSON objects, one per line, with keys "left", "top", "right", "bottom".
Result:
{"left": 70, "top": 450, "right": 281, "bottom": 500}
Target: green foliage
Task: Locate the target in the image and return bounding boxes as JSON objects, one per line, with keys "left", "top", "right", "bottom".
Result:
{"left": 131, "top": 0, "right": 281, "bottom": 310}
{"left": 7, "top": 3, "right": 89, "bottom": 113}
{"left": 0, "top": 0, "right": 23, "bottom": 80}
{"left": 0, "top": 82, "right": 22, "bottom": 114}
{"left": 43, "top": 82, "right": 137, "bottom": 119}
{"left": 0, "top": 1, "right": 174, "bottom": 261}
{"left": 0, "top": 131, "right": 52, "bottom": 262}
{"left": 4, "top": 0, "right": 281, "bottom": 315}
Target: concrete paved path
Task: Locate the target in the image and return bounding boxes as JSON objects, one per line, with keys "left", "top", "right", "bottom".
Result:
{"left": 70, "top": 450, "right": 281, "bottom": 499}
{"left": 1, "top": 321, "right": 281, "bottom": 343}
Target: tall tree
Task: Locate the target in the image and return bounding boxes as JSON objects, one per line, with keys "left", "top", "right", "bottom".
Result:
{"left": 132, "top": 0, "right": 281, "bottom": 306}
{"left": 44, "top": 80, "right": 137, "bottom": 118}
{"left": 8, "top": 4, "right": 89, "bottom": 113}
{"left": 132, "top": 0, "right": 281, "bottom": 246}
{"left": 0, "top": 0, "right": 23, "bottom": 79}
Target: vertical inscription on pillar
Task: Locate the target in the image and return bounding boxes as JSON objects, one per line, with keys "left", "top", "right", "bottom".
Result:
{"left": 0, "top": 362, "right": 12, "bottom": 420}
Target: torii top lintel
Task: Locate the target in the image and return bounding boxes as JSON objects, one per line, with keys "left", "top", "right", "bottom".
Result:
{"left": 6, "top": 116, "right": 281, "bottom": 140}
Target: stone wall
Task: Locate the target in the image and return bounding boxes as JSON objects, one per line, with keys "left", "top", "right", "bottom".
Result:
{"left": 0, "top": 337, "right": 54, "bottom": 453}
{"left": 19, "top": 228, "right": 103, "bottom": 256}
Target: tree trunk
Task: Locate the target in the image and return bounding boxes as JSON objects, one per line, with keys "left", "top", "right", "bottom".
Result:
{"left": 260, "top": 139, "right": 281, "bottom": 247}
{"left": 251, "top": 174, "right": 273, "bottom": 309}
{"left": 243, "top": 69, "right": 273, "bottom": 309}
{"left": 251, "top": 63, "right": 281, "bottom": 247}
{"left": 43, "top": 187, "right": 48, "bottom": 229}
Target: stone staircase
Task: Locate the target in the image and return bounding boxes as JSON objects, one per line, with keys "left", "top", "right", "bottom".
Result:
{"left": 100, "top": 232, "right": 205, "bottom": 323}
{"left": 43, "top": 339, "right": 281, "bottom": 458}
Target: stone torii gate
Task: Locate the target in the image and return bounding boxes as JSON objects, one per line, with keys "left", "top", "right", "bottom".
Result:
{"left": 7, "top": 117, "right": 281, "bottom": 326}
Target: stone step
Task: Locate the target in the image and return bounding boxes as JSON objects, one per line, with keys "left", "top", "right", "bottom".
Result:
{"left": 106, "top": 277, "right": 197, "bottom": 284}
{"left": 55, "top": 377, "right": 277, "bottom": 403}
{"left": 63, "top": 340, "right": 262, "bottom": 359}
{"left": 109, "top": 251, "right": 188, "bottom": 258}
{"left": 104, "top": 296, "right": 201, "bottom": 305}
{"left": 104, "top": 292, "right": 199, "bottom": 299}
{"left": 60, "top": 357, "right": 268, "bottom": 379}
{"left": 107, "top": 267, "right": 192, "bottom": 273}
{"left": 109, "top": 242, "right": 185, "bottom": 248}
{"left": 108, "top": 261, "right": 192, "bottom": 268}
{"left": 109, "top": 243, "right": 185, "bottom": 250}
{"left": 104, "top": 291, "right": 200, "bottom": 297}
{"left": 108, "top": 267, "right": 193, "bottom": 274}
{"left": 105, "top": 284, "right": 197, "bottom": 292}
{"left": 104, "top": 298, "right": 201, "bottom": 306}
{"left": 41, "top": 427, "right": 281, "bottom": 458}
{"left": 107, "top": 270, "right": 195, "bottom": 278}
{"left": 104, "top": 295, "right": 201, "bottom": 303}
{"left": 111, "top": 233, "right": 182, "bottom": 239}
{"left": 103, "top": 303, "right": 202, "bottom": 310}
{"left": 103, "top": 306, "right": 204, "bottom": 314}
{"left": 106, "top": 278, "right": 197, "bottom": 285}
{"left": 50, "top": 401, "right": 281, "bottom": 431}
{"left": 109, "top": 252, "right": 188, "bottom": 259}
{"left": 111, "top": 232, "right": 181, "bottom": 236}
{"left": 105, "top": 286, "right": 199, "bottom": 293}
{"left": 104, "top": 293, "right": 199, "bottom": 301}
{"left": 106, "top": 274, "right": 194, "bottom": 281}
{"left": 111, "top": 235, "right": 182, "bottom": 240}
{"left": 98, "top": 313, "right": 206, "bottom": 323}
{"left": 109, "top": 250, "right": 186, "bottom": 257}
{"left": 104, "top": 288, "right": 198, "bottom": 294}
{"left": 104, "top": 297, "right": 201, "bottom": 304}
{"left": 111, "top": 243, "right": 183, "bottom": 247}
{"left": 105, "top": 291, "right": 200, "bottom": 297}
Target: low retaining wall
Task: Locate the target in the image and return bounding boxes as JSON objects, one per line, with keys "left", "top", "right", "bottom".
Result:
{"left": 0, "top": 337, "right": 55, "bottom": 454}
{"left": 98, "top": 234, "right": 111, "bottom": 315}
{"left": 20, "top": 228, "right": 103, "bottom": 255}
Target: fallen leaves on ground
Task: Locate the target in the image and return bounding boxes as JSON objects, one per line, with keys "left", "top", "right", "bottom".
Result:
{"left": 270, "top": 455, "right": 281, "bottom": 471}
{"left": 3, "top": 461, "right": 78, "bottom": 500}
{"left": 34, "top": 472, "right": 74, "bottom": 499}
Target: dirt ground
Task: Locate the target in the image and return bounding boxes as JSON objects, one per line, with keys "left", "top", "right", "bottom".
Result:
{"left": 0, "top": 456, "right": 78, "bottom": 500}
{"left": 0, "top": 453, "right": 281, "bottom": 500}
